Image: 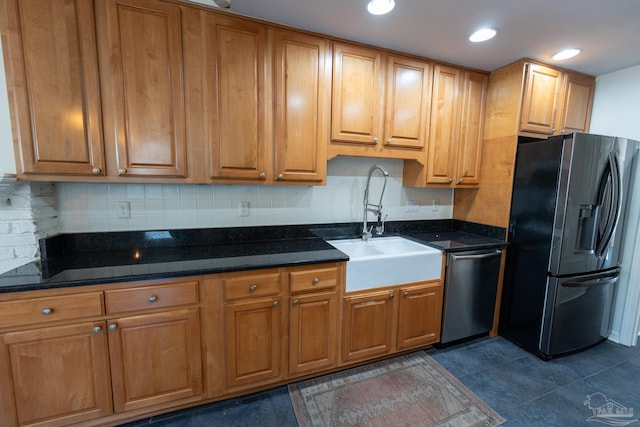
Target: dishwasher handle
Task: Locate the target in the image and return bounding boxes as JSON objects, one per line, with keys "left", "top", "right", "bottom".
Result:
{"left": 450, "top": 250, "right": 502, "bottom": 261}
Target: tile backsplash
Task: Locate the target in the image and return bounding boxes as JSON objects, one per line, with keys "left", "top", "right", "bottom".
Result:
{"left": 57, "top": 157, "right": 453, "bottom": 233}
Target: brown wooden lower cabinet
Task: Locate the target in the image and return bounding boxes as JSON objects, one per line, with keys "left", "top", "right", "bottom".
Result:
{"left": 342, "top": 280, "right": 444, "bottom": 363}
{"left": 0, "top": 321, "right": 113, "bottom": 427}
{"left": 289, "top": 291, "right": 339, "bottom": 375}
{"left": 342, "top": 289, "right": 397, "bottom": 363}
{"left": 0, "top": 263, "right": 447, "bottom": 426}
{"left": 107, "top": 308, "right": 203, "bottom": 413}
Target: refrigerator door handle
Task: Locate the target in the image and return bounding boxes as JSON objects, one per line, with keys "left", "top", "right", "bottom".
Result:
{"left": 595, "top": 152, "right": 622, "bottom": 257}
{"left": 562, "top": 275, "right": 619, "bottom": 289}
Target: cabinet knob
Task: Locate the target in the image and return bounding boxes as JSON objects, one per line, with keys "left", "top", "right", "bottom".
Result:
{"left": 386, "top": 138, "right": 392, "bottom": 145}
{"left": 250, "top": 285, "right": 258, "bottom": 292}
{"left": 259, "top": 172, "right": 266, "bottom": 180}
{"left": 272, "top": 300, "right": 279, "bottom": 307}
{"left": 403, "top": 291, "right": 409, "bottom": 297}
{"left": 41, "top": 308, "right": 53, "bottom": 316}
{"left": 91, "top": 167, "right": 101, "bottom": 175}
{"left": 108, "top": 324, "right": 118, "bottom": 331}
{"left": 148, "top": 295, "right": 158, "bottom": 303}
{"left": 552, "top": 128, "right": 557, "bottom": 133}
{"left": 458, "top": 178, "right": 463, "bottom": 184}
{"left": 389, "top": 293, "right": 395, "bottom": 299}
{"left": 373, "top": 137, "right": 378, "bottom": 143}
{"left": 118, "top": 168, "right": 127, "bottom": 175}
{"left": 292, "top": 299, "right": 299, "bottom": 306}
{"left": 93, "top": 326, "right": 102, "bottom": 333}
{"left": 449, "top": 178, "right": 454, "bottom": 183}
{"left": 312, "top": 277, "right": 319, "bottom": 285}
{"left": 277, "top": 173, "right": 284, "bottom": 180}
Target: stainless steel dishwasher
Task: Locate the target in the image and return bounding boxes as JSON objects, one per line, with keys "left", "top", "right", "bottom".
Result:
{"left": 441, "top": 248, "right": 503, "bottom": 344}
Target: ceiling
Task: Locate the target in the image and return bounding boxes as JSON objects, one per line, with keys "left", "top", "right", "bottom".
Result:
{"left": 218, "top": 0, "right": 640, "bottom": 76}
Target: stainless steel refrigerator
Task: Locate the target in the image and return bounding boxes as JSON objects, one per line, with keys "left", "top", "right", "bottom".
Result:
{"left": 500, "top": 132, "right": 639, "bottom": 359}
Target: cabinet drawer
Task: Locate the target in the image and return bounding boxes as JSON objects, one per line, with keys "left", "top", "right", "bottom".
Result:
{"left": 224, "top": 272, "right": 281, "bottom": 301}
{"left": 105, "top": 281, "right": 199, "bottom": 314}
{"left": 0, "top": 292, "right": 104, "bottom": 329}
{"left": 289, "top": 265, "right": 338, "bottom": 293}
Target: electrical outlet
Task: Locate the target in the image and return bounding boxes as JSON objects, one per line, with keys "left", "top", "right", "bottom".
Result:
{"left": 432, "top": 199, "right": 440, "bottom": 212}
{"left": 117, "top": 201, "right": 131, "bottom": 219}
{"left": 405, "top": 200, "right": 420, "bottom": 213}
{"left": 239, "top": 201, "right": 250, "bottom": 217}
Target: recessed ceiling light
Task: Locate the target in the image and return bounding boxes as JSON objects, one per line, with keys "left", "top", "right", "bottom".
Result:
{"left": 469, "top": 28, "right": 498, "bottom": 43}
{"left": 367, "top": 0, "right": 395, "bottom": 15}
{"left": 552, "top": 48, "right": 582, "bottom": 61}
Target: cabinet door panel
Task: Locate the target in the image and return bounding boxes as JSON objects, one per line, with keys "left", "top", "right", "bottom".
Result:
{"left": 0, "top": 322, "right": 112, "bottom": 427}
{"left": 560, "top": 73, "right": 595, "bottom": 133}
{"left": 520, "top": 63, "right": 562, "bottom": 134}
{"left": 342, "top": 290, "right": 395, "bottom": 362}
{"left": 225, "top": 298, "right": 282, "bottom": 388}
{"left": 384, "top": 56, "right": 432, "bottom": 149}
{"left": 456, "top": 71, "right": 487, "bottom": 186}
{"left": 289, "top": 292, "right": 338, "bottom": 375}
{"left": 205, "top": 15, "right": 269, "bottom": 180}
{"left": 0, "top": 0, "right": 105, "bottom": 176}
{"left": 426, "top": 65, "right": 461, "bottom": 184}
{"left": 101, "top": 0, "right": 187, "bottom": 177}
{"left": 108, "top": 309, "right": 202, "bottom": 413}
{"left": 397, "top": 283, "right": 443, "bottom": 350}
{"left": 274, "top": 31, "right": 329, "bottom": 183}
{"left": 331, "top": 43, "right": 382, "bottom": 145}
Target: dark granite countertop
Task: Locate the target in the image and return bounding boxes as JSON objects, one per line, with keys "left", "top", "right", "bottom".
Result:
{"left": 0, "top": 220, "right": 506, "bottom": 294}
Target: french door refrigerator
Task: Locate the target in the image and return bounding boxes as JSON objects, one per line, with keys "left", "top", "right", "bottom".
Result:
{"left": 500, "top": 132, "right": 639, "bottom": 359}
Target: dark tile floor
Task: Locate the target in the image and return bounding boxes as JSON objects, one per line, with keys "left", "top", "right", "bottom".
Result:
{"left": 120, "top": 337, "right": 640, "bottom": 426}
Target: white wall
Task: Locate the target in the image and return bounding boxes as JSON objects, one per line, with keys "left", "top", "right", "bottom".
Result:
{"left": 0, "top": 35, "right": 16, "bottom": 175}
{"left": 56, "top": 157, "right": 453, "bottom": 233}
{"left": 589, "top": 63, "right": 640, "bottom": 346}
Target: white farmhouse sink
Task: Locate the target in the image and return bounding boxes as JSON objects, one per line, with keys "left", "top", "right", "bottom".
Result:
{"left": 328, "top": 236, "right": 443, "bottom": 292}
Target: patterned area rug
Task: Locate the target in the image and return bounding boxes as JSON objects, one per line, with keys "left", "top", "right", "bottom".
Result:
{"left": 288, "top": 352, "right": 504, "bottom": 427}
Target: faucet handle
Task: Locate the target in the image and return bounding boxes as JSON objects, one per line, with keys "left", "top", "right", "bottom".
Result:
{"left": 375, "top": 214, "right": 388, "bottom": 236}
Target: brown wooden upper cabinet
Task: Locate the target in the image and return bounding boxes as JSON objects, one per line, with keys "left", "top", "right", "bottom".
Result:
{"left": 520, "top": 61, "right": 594, "bottom": 136}
{"left": 0, "top": 0, "right": 105, "bottom": 177}
{"left": 98, "top": 0, "right": 189, "bottom": 179}
{"left": 329, "top": 42, "right": 433, "bottom": 161}
{"left": 403, "top": 69, "right": 488, "bottom": 188}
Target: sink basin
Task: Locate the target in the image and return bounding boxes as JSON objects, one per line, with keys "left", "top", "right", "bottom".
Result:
{"left": 328, "top": 236, "right": 443, "bottom": 292}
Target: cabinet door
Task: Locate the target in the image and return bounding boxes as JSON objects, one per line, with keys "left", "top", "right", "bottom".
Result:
{"left": 384, "top": 56, "right": 432, "bottom": 149}
{"left": 0, "top": 0, "right": 105, "bottom": 177}
{"left": 225, "top": 297, "right": 283, "bottom": 388}
{"left": 342, "top": 290, "right": 396, "bottom": 363}
{"left": 289, "top": 291, "right": 338, "bottom": 375}
{"left": 205, "top": 15, "right": 270, "bottom": 181}
{"left": 397, "top": 282, "right": 443, "bottom": 350}
{"left": 520, "top": 63, "right": 562, "bottom": 134}
{"left": 331, "top": 43, "right": 383, "bottom": 145}
{"left": 559, "top": 72, "right": 595, "bottom": 133}
{"left": 455, "top": 71, "right": 487, "bottom": 186}
{"left": 99, "top": 0, "right": 187, "bottom": 178}
{"left": 0, "top": 322, "right": 112, "bottom": 427}
{"left": 274, "top": 30, "right": 329, "bottom": 183}
{"left": 107, "top": 309, "right": 202, "bottom": 413}
{"left": 426, "top": 65, "right": 461, "bottom": 185}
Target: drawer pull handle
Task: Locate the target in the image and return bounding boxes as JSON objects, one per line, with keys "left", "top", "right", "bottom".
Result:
{"left": 250, "top": 285, "right": 258, "bottom": 292}
{"left": 312, "top": 278, "right": 319, "bottom": 285}
{"left": 292, "top": 299, "right": 299, "bottom": 306}
{"left": 93, "top": 326, "right": 102, "bottom": 333}
{"left": 148, "top": 295, "right": 158, "bottom": 303}
{"left": 108, "top": 324, "right": 118, "bottom": 331}
{"left": 41, "top": 308, "right": 53, "bottom": 316}
{"left": 403, "top": 291, "right": 409, "bottom": 297}
{"left": 272, "top": 300, "right": 279, "bottom": 307}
